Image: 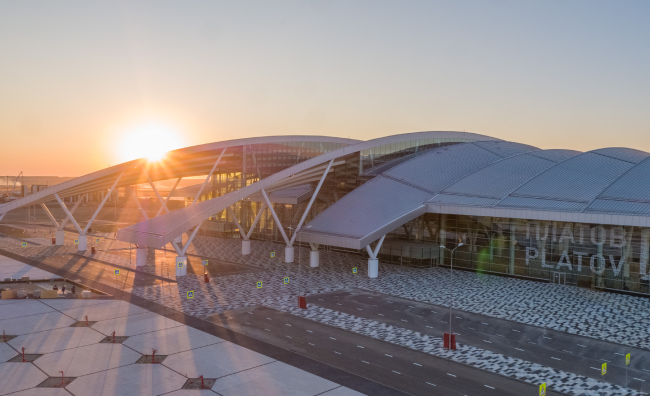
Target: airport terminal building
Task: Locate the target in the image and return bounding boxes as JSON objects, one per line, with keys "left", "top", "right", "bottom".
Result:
{"left": 2, "top": 131, "right": 650, "bottom": 295}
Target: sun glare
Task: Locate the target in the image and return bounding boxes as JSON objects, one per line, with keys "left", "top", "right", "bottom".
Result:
{"left": 119, "top": 123, "right": 184, "bottom": 162}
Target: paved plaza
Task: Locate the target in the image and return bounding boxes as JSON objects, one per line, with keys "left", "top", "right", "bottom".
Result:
{"left": 2, "top": 230, "right": 650, "bottom": 394}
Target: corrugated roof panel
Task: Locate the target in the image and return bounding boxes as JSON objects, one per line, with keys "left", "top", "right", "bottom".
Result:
{"left": 427, "top": 194, "right": 500, "bottom": 207}
{"left": 510, "top": 152, "right": 634, "bottom": 203}
{"left": 441, "top": 153, "right": 555, "bottom": 199}
{"left": 384, "top": 143, "right": 503, "bottom": 193}
{"left": 585, "top": 199, "right": 650, "bottom": 216}
{"left": 471, "top": 141, "right": 539, "bottom": 158}
{"left": 528, "top": 149, "right": 581, "bottom": 163}
{"left": 496, "top": 196, "right": 587, "bottom": 211}
{"left": 591, "top": 147, "right": 650, "bottom": 164}
{"left": 598, "top": 157, "right": 650, "bottom": 202}
{"left": 302, "top": 176, "right": 431, "bottom": 239}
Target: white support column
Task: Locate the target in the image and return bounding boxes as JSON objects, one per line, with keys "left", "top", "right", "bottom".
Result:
{"left": 78, "top": 236, "right": 87, "bottom": 251}
{"left": 260, "top": 189, "right": 292, "bottom": 262}
{"left": 136, "top": 247, "right": 147, "bottom": 267}
{"left": 130, "top": 186, "right": 149, "bottom": 220}
{"left": 83, "top": 172, "right": 124, "bottom": 235}
{"left": 55, "top": 230, "right": 65, "bottom": 245}
{"left": 60, "top": 197, "right": 84, "bottom": 230}
{"left": 242, "top": 240, "right": 251, "bottom": 255}
{"left": 40, "top": 203, "right": 60, "bottom": 229}
{"left": 175, "top": 256, "right": 188, "bottom": 276}
{"left": 54, "top": 194, "right": 83, "bottom": 235}
{"left": 309, "top": 243, "right": 320, "bottom": 268}
{"left": 228, "top": 203, "right": 266, "bottom": 256}
{"left": 364, "top": 235, "right": 386, "bottom": 279}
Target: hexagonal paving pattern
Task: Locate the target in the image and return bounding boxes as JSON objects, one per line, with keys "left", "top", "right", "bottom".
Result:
{"left": 34, "top": 343, "right": 141, "bottom": 377}
{"left": 9, "top": 326, "right": 105, "bottom": 354}
{"left": 91, "top": 312, "right": 184, "bottom": 337}
{"left": 0, "top": 312, "right": 75, "bottom": 336}
{"left": 0, "top": 363, "right": 48, "bottom": 395}
{"left": 65, "top": 363, "right": 186, "bottom": 396}
{"left": 0, "top": 343, "right": 16, "bottom": 363}
{"left": 123, "top": 325, "right": 224, "bottom": 355}
{"left": 162, "top": 343, "right": 275, "bottom": 378}
{"left": 59, "top": 300, "right": 149, "bottom": 322}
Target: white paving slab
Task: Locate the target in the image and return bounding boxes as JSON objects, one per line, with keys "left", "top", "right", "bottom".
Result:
{"left": 0, "top": 300, "right": 53, "bottom": 321}
{"left": 38, "top": 298, "right": 116, "bottom": 311}
{"left": 0, "top": 344, "right": 16, "bottom": 363}
{"left": 163, "top": 343, "right": 275, "bottom": 379}
{"left": 65, "top": 363, "right": 186, "bottom": 396}
{"left": 0, "top": 312, "right": 75, "bottom": 335}
{"left": 318, "top": 387, "right": 366, "bottom": 396}
{"left": 5, "top": 388, "right": 72, "bottom": 396}
{"left": 0, "top": 363, "right": 48, "bottom": 395}
{"left": 91, "top": 312, "right": 184, "bottom": 337}
{"left": 210, "top": 361, "right": 340, "bottom": 396}
{"left": 59, "top": 300, "right": 150, "bottom": 322}
{"left": 9, "top": 326, "right": 105, "bottom": 354}
{"left": 123, "top": 325, "right": 224, "bottom": 355}
{"left": 162, "top": 391, "right": 215, "bottom": 396}
{"left": 34, "top": 343, "right": 141, "bottom": 377}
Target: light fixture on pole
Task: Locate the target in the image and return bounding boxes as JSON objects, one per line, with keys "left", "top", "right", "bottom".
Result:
{"left": 440, "top": 243, "right": 463, "bottom": 350}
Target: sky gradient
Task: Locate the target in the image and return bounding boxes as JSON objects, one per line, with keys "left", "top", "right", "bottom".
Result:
{"left": 1, "top": 0, "right": 649, "bottom": 176}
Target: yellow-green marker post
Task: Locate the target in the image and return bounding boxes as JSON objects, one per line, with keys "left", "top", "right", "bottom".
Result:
{"left": 601, "top": 362, "right": 607, "bottom": 396}
{"left": 539, "top": 382, "right": 546, "bottom": 396}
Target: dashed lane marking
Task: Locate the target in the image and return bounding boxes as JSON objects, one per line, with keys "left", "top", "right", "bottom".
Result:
{"left": 306, "top": 330, "right": 313, "bottom": 333}
{"left": 447, "top": 373, "right": 456, "bottom": 377}
{"left": 551, "top": 357, "right": 561, "bottom": 360}
{"left": 329, "top": 337, "right": 337, "bottom": 340}
{"left": 516, "top": 348, "right": 525, "bottom": 352}
{"left": 362, "top": 361, "right": 369, "bottom": 364}
{"left": 392, "top": 371, "right": 401, "bottom": 374}
{"left": 357, "top": 345, "right": 364, "bottom": 348}
{"left": 334, "top": 351, "right": 341, "bottom": 354}
{"left": 385, "top": 354, "right": 393, "bottom": 357}
{"left": 577, "top": 344, "right": 586, "bottom": 347}
{"left": 308, "top": 343, "right": 315, "bottom": 346}
{"left": 483, "top": 340, "right": 492, "bottom": 343}
{"left": 426, "top": 382, "right": 436, "bottom": 386}
{"left": 485, "top": 385, "right": 495, "bottom": 389}
{"left": 413, "top": 363, "right": 422, "bottom": 366}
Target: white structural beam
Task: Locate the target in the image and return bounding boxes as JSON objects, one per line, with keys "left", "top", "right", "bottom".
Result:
{"left": 83, "top": 171, "right": 124, "bottom": 234}
{"left": 147, "top": 175, "right": 168, "bottom": 215}
{"left": 181, "top": 223, "right": 202, "bottom": 256}
{"left": 289, "top": 159, "right": 333, "bottom": 246}
{"left": 192, "top": 148, "right": 227, "bottom": 206}
{"left": 54, "top": 194, "right": 83, "bottom": 235}
{"left": 246, "top": 203, "right": 266, "bottom": 240}
{"left": 130, "top": 186, "right": 149, "bottom": 220}
{"left": 227, "top": 206, "right": 247, "bottom": 240}
{"left": 155, "top": 177, "right": 182, "bottom": 217}
{"left": 40, "top": 203, "right": 60, "bottom": 228}
{"left": 60, "top": 197, "right": 84, "bottom": 229}
{"left": 260, "top": 189, "right": 290, "bottom": 245}
{"left": 365, "top": 235, "right": 386, "bottom": 260}
{"left": 0, "top": 213, "right": 5, "bottom": 222}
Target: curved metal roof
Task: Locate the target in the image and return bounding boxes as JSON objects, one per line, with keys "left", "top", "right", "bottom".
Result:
{"left": 298, "top": 142, "right": 650, "bottom": 249}
{"left": 116, "top": 131, "right": 498, "bottom": 247}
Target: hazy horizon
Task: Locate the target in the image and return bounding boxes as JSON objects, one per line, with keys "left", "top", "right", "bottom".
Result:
{"left": 1, "top": 0, "right": 649, "bottom": 177}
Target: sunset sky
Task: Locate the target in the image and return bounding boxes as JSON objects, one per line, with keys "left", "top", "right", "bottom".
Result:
{"left": 1, "top": 1, "right": 649, "bottom": 176}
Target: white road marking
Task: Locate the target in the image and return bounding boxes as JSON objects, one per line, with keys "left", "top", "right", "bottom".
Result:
{"left": 431, "top": 311, "right": 437, "bottom": 313}
{"left": 266, "top": 318, "right": 271, "bottom": 320}
{"left": 614, "top": 353, "right": 624, "bottom": 356}
{"left": 286, "top": 335, "right": 292, "bottom": 338}
{"left": 318, "top": 299, "right": 323, "bottom": 301}
{"left": 563, "top": 350, "right": 572, "bottom": 353}
{"left": 378, "top": 314, "right": 384, "bottom": 316}
{"left": 634, "top": 378, "right": 646, "bottom": 382}
{"left": 264, "top": 329, "right": 270, "bottom": 332}
{"left": 512, "top": 329, "right": 520, "bottom": 332}
{"left": 447, "top": 373, "right": 456, "bottom": 377}
{"left": 496, "top": 334, "right": 504, "bottom": 337}
{"left": 247, "top": 312, "right": 253, "bottom": 314}
{"left": 551, "top": 357, "right": 561, "bottom": 360}
{"left": 483, "top": 340, "right": 492, "bottom": 343}
{"left": 362, "top": 360, "right": 369, "bottom": 364}
{"left": 401, "top": 319, "right": 408, "bottom": 322}
{"left": 385, "top": 354, "right": 393, "bottom": 357}
{"left": 482, "top": 322, "right": 489, "bottom": 325}
{"left": 484, "top": 385, "right": 495, "bottom": 389}
{"left": 334, "top": 351, "right": 341, "bottom": 354}
{"left": 516, "top": 348, "right": 525, "bottom": 352}
{"left": 245, "top": 322, "right": 250, "bottom": 325}
{"left": 285, "top": 324, "right": 292, "bottom": 326}
{"left": 413, "top": 363, "right": 422, "bottom": 366}
{"left": 392, "top": 371, "right": 401, "bottom": 374}
{"left": 455, "top": 316, "right": 462, "bottom": 319}
{"left": 577, "top": 344, "right": 586, "bottom": 347}
{"left": 426, "top": 382, "right": 436, "bottom": 386}
{"left": 643, "top": 369, "right": 650, "bottom": 373}
{"left": 337, "top": 303, "right": 342, "bottom": 306}
{"left": 357, "top": 345, "right": 364, "bottom": 348}
{"left": 528, "top": 342, "right": 537, "bottom": 345}
{"left": 306, "top": 330, "right": 313, "bottom": 333}
{"left": 357, "top": 308, "right": 363, "bottom": 311}
{"left": 468, "top": 327, "right": 476, "bottom": 330}
{"left": 408, "top": 306, "right": 414, "bottom": 308}
{"left": 329, "top": 337, "right": 337, "bottom": 340}
{"left": 426, "top": 326, "right": 433, "bottom": 329}
{"left": 309, "top": 343, "right": 315, "bottom": 346}
{"left": 543, "top": 336, "right": 552, "bottom": 339}
{"left": 591, "top": 367, "right": 599, "bottom": 370}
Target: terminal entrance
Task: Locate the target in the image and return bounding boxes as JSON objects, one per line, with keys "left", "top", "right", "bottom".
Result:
{"left": 552, "top": 272, "right": 566, "bottom": 285}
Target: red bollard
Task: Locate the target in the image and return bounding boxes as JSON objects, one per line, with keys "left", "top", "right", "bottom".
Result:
{"left": 204, "top": 273, "right": 209, "bottom": 283}
{"left": 60, "top": 371, "right": 64, "bottom": 386}
{"left": 52, "top": 237, "right": 55, "bottom": 245}
{"left": 3, "top": 330, "right": 5, "bottom": 342}
{"left": 112, "top": 331, "right": 115, "bottom": 343}
{"left": 199, "top": 375, "right": 205, "bottom": 389}
{"left": 443, "top": 333, "right": 456, "bottom": 350}
{"left": 22, "top": 347, "right": 25, "bottom": 362}
{"left": 298, "top": 296, "right": 307, "bottom": 309}
{"left": 85, "top": 315, "right": 89, "bottom": 327}
{"left": 91, "top": 246, "right": 96, "bottom": 254}
{"left": 152, "top": 348, "right": 157, "bottom": 363}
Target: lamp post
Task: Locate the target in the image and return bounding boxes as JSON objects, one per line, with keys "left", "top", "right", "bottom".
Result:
{"left": 440, "top": 243, "right": 464, "bottom": 349}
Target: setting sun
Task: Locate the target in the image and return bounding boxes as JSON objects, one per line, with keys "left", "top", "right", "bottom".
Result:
{"left": 118, "top": 123, "right": 184, "bottom": 162}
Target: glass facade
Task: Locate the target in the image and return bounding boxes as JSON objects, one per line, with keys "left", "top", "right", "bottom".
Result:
{"left": 375, "top": 213, "right": 650, "bottom": 295}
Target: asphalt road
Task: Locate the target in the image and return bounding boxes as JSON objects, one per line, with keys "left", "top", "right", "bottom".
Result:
{"left": 310, "top": 290, "right": 650, "bottom": 393}
{"left": 208, "top": 306, "right": 560, "bottom": 396}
